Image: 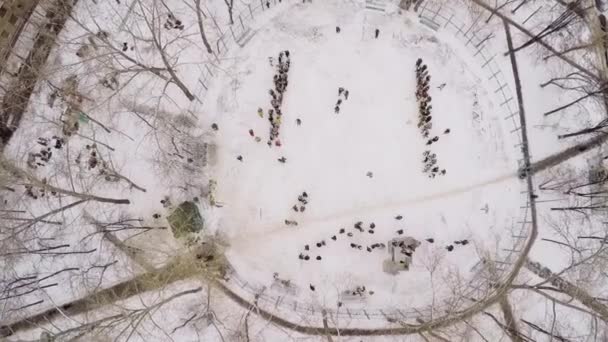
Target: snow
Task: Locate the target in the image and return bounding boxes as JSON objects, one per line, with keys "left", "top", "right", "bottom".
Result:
{"left": 3, "top": 0, "right": 607, "bottom": 340}
{"left": 200, "top": 0, "right": 523, "bottom": 313}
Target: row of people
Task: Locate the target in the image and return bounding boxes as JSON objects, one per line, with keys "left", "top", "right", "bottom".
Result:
{"left": 268, "top": 50, "right": 291, "bottom": 147}
{"left": 415, "top": 59, "right": 446, "bottom": 179}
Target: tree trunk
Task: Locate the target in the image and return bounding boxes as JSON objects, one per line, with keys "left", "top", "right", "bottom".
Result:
{"left": 195, "top": 0, "right": 213, "bottom": 54}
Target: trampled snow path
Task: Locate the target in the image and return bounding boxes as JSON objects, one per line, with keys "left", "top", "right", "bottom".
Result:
{"left": 230, "top": 171, "right": 516, "bottom": 246}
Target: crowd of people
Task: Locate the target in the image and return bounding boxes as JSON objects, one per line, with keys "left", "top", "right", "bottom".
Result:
{"left": 292, "top": 191, "right": 309, "bottom": 213}
{"left": 164, "top": 13, "right": 184, "bottom": 31}
{"left": 415, "top": 58, "right": 446, "bottom": 179}
{"left": 27, "top": 136, "right": 65, "bottom": 169}
{"left": 296, "top": 216, "right": 445, "bottom": 264}
{"left": 267, "top": 50, "right": 291, "bottom": 147}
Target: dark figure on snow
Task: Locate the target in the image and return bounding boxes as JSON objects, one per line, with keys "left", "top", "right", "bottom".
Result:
{"left": 237, "top": 155, "right": 243, "bottom": 161}
{"left": 344, "top": 90, "right": 349, "bottom": 100}
{"left": 266, "top": 1, "right": 270, "bottom": 8}
{"left": 335, "top": 106, "right": 340, "bottom": 114}
{"left": 375, "top": 29, "right": 380, "bottom": 38}
{"left": 444, "top": 128, "right": 450, "bottom": 134}
{"left": 338, "top": 87, "right": 344, "bottom": 96}
{"left": 336, "top": 26, "right": 341, "bottom": 33}
{"left": 296, "top": 118, "right": 301, "bottom": 125}
{"left": 416, "top": 58, "right": 422, "bottom": 67}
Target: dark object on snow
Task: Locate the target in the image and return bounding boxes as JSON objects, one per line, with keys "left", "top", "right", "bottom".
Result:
{"left": 367, "top": 247, "right": 372, "bottom": 252}
{"left": 305, "top": 245, "right": 309, "bottom": 250}
{"left": 304, "top": 255, "right": 310, "bottom": 260}
{"left": 461, "top": 239, "right": 469, "bottom": 245}
{"left": 446, "top": 245, "right": 454, "bottom": 252}
{"left": 211, "top": 123, "right": 219, "bottom": 131}
{"left": 397, "top": 229, "right": 404, "bottom": 235}
{"left": 354, "top": 221, "right": 362, "bottom": 229}
{"left": 339, "top": 228, "right": 345, "bottom": 234}
{"left": 167, "top": 201, "right": 204, "bottom": 238}
{"left": 368, "top": 230, "right": 374, "bottom": 234}
{"left": 300, "top": 206, "right": 305, "bottom": 212}
{"left": 316, "top": 255, "right": 322, "bottom": 260}
{"left": 278, "top": 157, "right": 287, "bottom": 163}
{"left": 426, "top": 238, "right": 434, "bottom": 243}
{"left": 122, "top": 42, "right": 128, "bottom": 51}
{"left": 375, "top": 29, "right": 380, "bottom": 38}
{"left": 370, "top": 223, "right": 375, "bottom": 229}
{"left": 310, "top": 284, "right": 315, "bottom": 291}
{"left": 296, "top": 118, "right": 302, "bottom": 125}
{"left": 249, "top": 129, "right": 254, "bottom": 136}
{"left": 416, "top": 58, "right": 422, "bottom": 67}
{"left": 336, "top": 26, "right": 341, "bottom": 33}
{"left": 444, "top": 128, "right": 450, "bottom": 134}
{"left": 293, "top": 205, "right": 299, "bottom": 212}
{"left": 153, "top": 213, "right": 161, "bottom": 219}
{"left": 237, "top": 155, "right": 243, "bottom": 161}
{"left": 338, "top": 87, "right": 344, "bottom": 95}
{"left": 317, "top": 242, "right": 322, "bottom": 248}
{"left": 395, "top": 215, "right": 403, "bottom": 220}
{"left": 366, "top": 171, "right": 373, "bottom": 178}
{"left": 347, "top": 232, "right": 353, "bottom": 237}
{"left": 350, "top": 243, "right": 357, "bottom": 248}
{"left": 303, "top": 191, "right": 308, "bottom": 198}
{"left": 334, "top": 106, "right": 340, "bottom": 114}
{"left": 344, "top": 90, "right": 349, "bottom": 99}
{"left": 299, "top": 254, "right": 304, "bottom": 260}
{"left": 331, "top": 235, "right": 337, "bottom": 240}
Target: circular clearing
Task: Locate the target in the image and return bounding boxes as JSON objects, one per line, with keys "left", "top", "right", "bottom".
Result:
{"left": 201, "top": 1, "right": 521, "bottom": 310}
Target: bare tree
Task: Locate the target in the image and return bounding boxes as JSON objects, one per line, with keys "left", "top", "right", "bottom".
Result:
{"left": 223, "top": 0, "right": 235, "bottom": 25}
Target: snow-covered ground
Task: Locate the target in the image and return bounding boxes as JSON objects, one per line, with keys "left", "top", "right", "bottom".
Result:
{"left": 201, "top": 0, "right": 523, "bottom": 310}
{"left": 4, "top": 0, "right": 607, "bottom": 340}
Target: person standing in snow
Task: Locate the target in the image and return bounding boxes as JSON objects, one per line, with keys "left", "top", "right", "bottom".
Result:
{"left": 375, "top": 29, "right": 380, "bottom": 38}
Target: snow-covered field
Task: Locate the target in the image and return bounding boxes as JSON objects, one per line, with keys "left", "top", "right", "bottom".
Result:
{"left": 201, "top": 0, "right": 523, "bottom": 309}
{"left": 5, "top": 0, "right": 608, "bottom": 340}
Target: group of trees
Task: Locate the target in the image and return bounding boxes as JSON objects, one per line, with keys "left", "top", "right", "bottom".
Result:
{"left": 3, "top": 0, "right": 608, "bottom": 341}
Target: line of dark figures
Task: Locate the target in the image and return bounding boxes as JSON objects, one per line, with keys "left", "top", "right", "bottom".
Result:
{"left": 297, "top": 216, "right": 472, "bottom": 264}
{"left": 267, "top": 50, "right": 291, "bottom": 147}
{"left": 334, "top": 87, "right": 350, "bottom": 114}
{"left": 415, "top": 59, "right": 446, "bottom": 179}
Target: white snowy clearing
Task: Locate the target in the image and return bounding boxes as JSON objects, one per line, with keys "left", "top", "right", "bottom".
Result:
{"left": 202, "top": 0, "right": 522, "bottom": 309}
